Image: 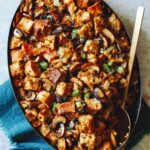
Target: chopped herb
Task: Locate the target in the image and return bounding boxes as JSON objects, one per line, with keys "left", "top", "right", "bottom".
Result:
{"left": 84, "top": 92, "right": 90, "bottom": 99}
{"left": 58, "top": 47, "right": 64, "bottom": 57}
{"left": 72, "top": 90, "right": 80, "bottom": 97}
{"left": 81, "top": 51, "right": 87, "bottom": 60}
{"left": 39, "top": 61, "right": 48, "bottom": 70}
{"left": 51, "top": 103, "right": 56, "bottom": 111}
{"left": 108, "top": 61, "right": 113, "bottom": 66}
{"left": 103, "top": 64, "right": 111, "bottom": 73}
{"left": 71, "top": 29, "right": 77, "bottom": 39}
{"left": 76, "top": 101, "right": 82, "bottom": 108}
{"left": 116, "top": 66, "right": 124, "bottom": 74}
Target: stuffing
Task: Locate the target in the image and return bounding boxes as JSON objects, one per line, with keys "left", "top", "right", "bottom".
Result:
{"left": 10, "top": 62, "right": 24, "bottom": 78}
{"left": 75, "top": 10, "right": 91, "bottom": 26}
{"left": 78, "top": 133, "right": 96, "bottom": 150}
{"left": 85, "top": 98, "right": 102, "bottom": 111}
{"left": 25, "top": 108, "right": 38, "bottom": 122}
{"left": 76, "top": 0, "right": 89, "bottom": 9}
{"left": 94, "top": 16, "right": 105, "bottom": 34}
{"left": 78, "top": 70, "right": 101, "bottom": 89}
{"left": 64, "top": 0, "right": 77, "bottom": 16}
{"left": 25, "top": 60, "right": 41, "bottom": 77}
{"left": 24, "top": 76, "right": 41, "bottom": 91}
{"left": 10, "top": 36, "right": 23, "bottom": 49}
{"left": 58, "top": 46, "right": 74, "bottom": 64}
{"left": 10, "top": 50, "right": 24, "bottom": 63}
{"left": 56, "top": 82, "right": 73, "bottom": 97}
{"left": 36, "top": 91, "right": 55, "bottom": 108}
{"left": 108, "top": 13, "right": 122, "bottom": 32}
{"left": 38, "top": 124, "right": 50, "bottom": 137}
{"left": 46, "top": 68, "right": 63, "bottom": 84}
{"left": 38, "top": 108, "right": 52, "bottom": 122}
{"left": 77, "top": 115, "right": 94, "bottom": 133}
{"left": 43, "top": 35, "right": 57, "bottom": 51}
{"left": 17, "top": 17, "right": 34, "bottom": 34}
{"left": 57, "top": 138, "right": 66, "bottom": 150}
{"left": 88, "top": 2, "right": 103, "bottom": 17}
{"left": 83, "top": 39, "right": 99, "bottom": 55}
{"left": 43, "top": 50, "right": 58, "bottom": 62}
{"left": 57, "top": 101, "right": 75, "bottom": 115}
{"left": 77, "top": 23, "right": 92, "bottom": 38}
{"left": 33, "top": 19, "right": 51, "bottom": 39}
{"left": 61, "top": 15, "right": 72, "bottom": 25}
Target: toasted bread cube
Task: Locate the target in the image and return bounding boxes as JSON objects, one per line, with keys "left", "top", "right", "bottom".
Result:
{"left": 77, "top": 23, "right": 92, "bottom": 38}
{"left": 43, "top": 35, "right": 56, "bottom": 50}
{"left": 76, "top": 0, "right": 89, "bottom": 9}
{"left": 24, "top": 76, "right": 41, "bottom": 91}
{"left": 88, "top": 2, "right": 103, "bottom": 16}
{"left": 57, "top": 101, "right": 75, "bottom": 115}
{"left": 18, "top": 17, "right": 34, "bottom": 34}
{"left": 79, "top": 133, "right": 96, "bottom": 150}
{"left": 56, "top": 82, "right": 73, "bottom": 97}
{"left": 108, "top": 13, "right": 122, "bottom": 32}
{"left": 10, "top": 36, "right": 23, "bottom": 49}
{"left": 85, "top": 98, "right": 102, "bottom": 111}
{"left": 83, "top": 39, "right": 99, "bottom": 55}
{"left": 10, "top": 62, "right": 24, "bottom": 78}
{"left": 36, "top": 91, "right": 54, "bottom": 108}
{"left": 77, "top": 115, "right": 94, "bottom": 133}
{"left": 57, "top": 138, "right": 66, "bottom": 150}
{"left": 76, "top": 10, "right": 90, "bottom": 26}
{"left": 94, "top": 16, "right": 105, "bottom": 34}
{"left": 64, "top": 0, "right": 77, "bottom": 16}
{"left": 61, "top": 15, "right": 72, "bottom": 25}
{"left": 25, "top": 60, "right": 41, "bottom": 77}
{"left": 10, "top": 50, "right": 24, "bottom": 63}
{"left": 38, "top": 124, "right": 50, "bottom": 137}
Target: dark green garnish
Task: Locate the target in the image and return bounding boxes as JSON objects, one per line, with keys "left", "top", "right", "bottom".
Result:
{"left": 51, "top": 103, "right": 56, "bottom": 111}
{"left": 84, "top": 92, "right": 90, "bottom": 99}
{"left": 72, "top": 90, "right": 80, "bottom": 97}
{"left": 39, "top": 61, "right": 48, "bottom": 70}
{"left": 56, "top": 97, "right": 67, "bottom": 103}
{"left": 103, "top": 64, "right": 112, "bottom": 73}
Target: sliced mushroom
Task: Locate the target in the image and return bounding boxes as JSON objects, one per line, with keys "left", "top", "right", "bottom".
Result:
{"left": 110, "top": 130, "right": 117, "bottom": 147}
{"left": 81, "top": 63, "right": 100, "bottom": 73}
{"left": 52, "top": 116, "right": 66, "bottom": 137}
{"left": 102, "top": 28, "right": 115, "bottom": 44}
{"left": 69, "top": 62, "right": 82, "bottom": 73}
{"left": 70, "top": 77, "right": 83, "bottom": 89}
{"left": 100, "top": 34, "right": 109, "bottom": 48}
{"left": 52, "top": 116, "right": 66, "bottom": 128}
{"left": 94, "top": 88, "right": 104, "bottom": 99}
{"left": 13, "top": 28, "right": 23, "bottom": 38}
{"left": 25, "top": 91, "right": 36, "bottom": 101}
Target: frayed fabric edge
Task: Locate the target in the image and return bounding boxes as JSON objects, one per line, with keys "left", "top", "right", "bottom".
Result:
{"left": 0, "top": 122, "right": 17, "bottom": 150}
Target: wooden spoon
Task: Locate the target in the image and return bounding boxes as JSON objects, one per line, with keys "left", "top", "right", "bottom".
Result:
{"left": 116, "top": 7, "right": 145, "bottom": 149}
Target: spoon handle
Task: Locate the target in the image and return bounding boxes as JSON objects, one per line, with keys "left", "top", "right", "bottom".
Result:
{"left": 123, "top": 7, "right": 145, "bottom": 107}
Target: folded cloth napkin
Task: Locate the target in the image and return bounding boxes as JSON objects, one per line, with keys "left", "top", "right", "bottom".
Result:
{"left": 0, "top": 80, "right": 54, "bottom": 150}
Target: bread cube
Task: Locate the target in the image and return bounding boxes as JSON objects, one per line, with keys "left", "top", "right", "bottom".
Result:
{"left": 88, "top": 2, "right": 103, "bottom": 16}
{"left": 10, "top": 50, "right": 24, "bottom": 63}
{"left": 25, "top": 60, "right": 41, "bottom": 77}
{"left": 24, "top": 76, "right": 41, "bottom": 91}
{"left": 76, "top": 0, "right": 89, "bottom": 9}
{"left": 10, "top": 62, "right": 24, "bottom": 78}
{"left": 10, "top": 36, "right": 23, "bottom": 49}
{"left": 18, "top": 17, "right": 34, "bottom": 34}
{"left": 36, "top": 91, "right": 54, "bottom": 108}
{"left": 79, "top": 133, "right": 96, "bottom": 150}
{"left": 94, "top": 16, "right": 105, "bottom": 34}
{"left": 83, "top": 39, "right": 99, "bottom": 55}
{"left": 77, "top": 115, "right": 94, "bottom": 133}
{"left": 57, "top": 138, "right": 66, "bottom": 150}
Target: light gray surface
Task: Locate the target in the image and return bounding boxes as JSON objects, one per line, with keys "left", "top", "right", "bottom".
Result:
{"left": 0, "top": 0, "right": 150, "bottom": 149}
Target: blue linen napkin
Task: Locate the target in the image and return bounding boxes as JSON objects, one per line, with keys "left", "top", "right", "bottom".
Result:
{"left": 0, "top": 80, "right": 54, "bottom": 150}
